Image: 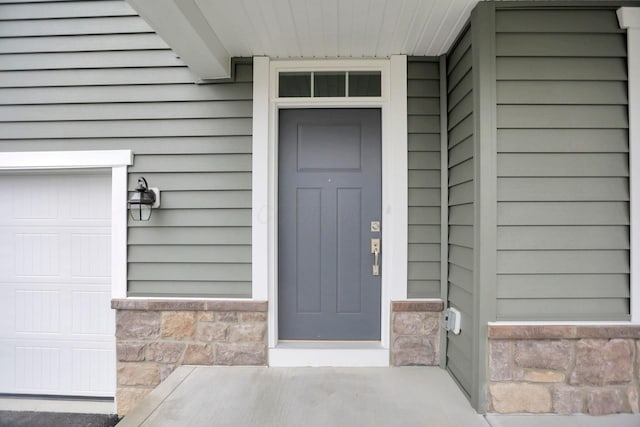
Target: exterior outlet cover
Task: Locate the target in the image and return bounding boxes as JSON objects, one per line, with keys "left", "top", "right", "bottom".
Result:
{"left": 444, "top": 307, "right": 461, "bottom": 335}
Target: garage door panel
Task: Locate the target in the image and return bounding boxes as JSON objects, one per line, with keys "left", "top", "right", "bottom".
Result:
{"left": 3, "top": 285, "right": 114, "bottom": 338}
{"left": 0, "top": 341, "right": 115, "bottom": 396}
{"left": 0, "top": 172, "right": 114, "bottom": 397}
{"left": 0, "top": 174, "right": 110, "bottom": 225}
{"left": 0, "top": 227, "right": 110, "bottom": 283}
{"left": 8, "top": 179, "right": 60, "bottom": 221}
{"left": 71, "top": 233, "right": 111, "bottom": 278}
{"left": 15, "top": 233, "right": 61, "bottom": 277}
{"left": 15, "top": 345, "right": 62, "bottom": 393}
{"left": 71, "top": 348, "right": 116, "bottom": 396}
{"left": 71, "top": 175, "right": 111, "bottom": 220}
{"left": 15, "top": 289, "right": 62, "bottom": 334}
{"left": 72, "top": 291, "right": 115, "bottom": 335}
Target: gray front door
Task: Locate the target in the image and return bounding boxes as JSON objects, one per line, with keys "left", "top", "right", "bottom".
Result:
{"left": 278, "top": 108, "right": 382, "bottom": 340}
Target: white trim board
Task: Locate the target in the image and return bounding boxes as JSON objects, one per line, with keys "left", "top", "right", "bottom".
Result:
{"left": 252, "top": 56, "right": 408, "bottom": 362}
{"left": 619, "top": 7, "right": 640, "bottom": 323}
{"left": 269, "top": 348, "right": 389, "bottom": 367}
{"left": 0, "top": 150, "right": 133, "bottom": 299}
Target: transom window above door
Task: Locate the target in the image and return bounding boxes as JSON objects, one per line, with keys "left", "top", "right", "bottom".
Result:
{"left": 278, "top": 71, "right": 381, "bottom": 98}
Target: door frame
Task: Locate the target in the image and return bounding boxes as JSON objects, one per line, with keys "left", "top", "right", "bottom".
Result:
{"left": 252, "top": 57, "right": 408, "bottom": 363}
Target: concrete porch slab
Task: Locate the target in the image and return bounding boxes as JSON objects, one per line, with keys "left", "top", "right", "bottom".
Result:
{"left": 118, "top": 366, "right": 489, "bottom": 427}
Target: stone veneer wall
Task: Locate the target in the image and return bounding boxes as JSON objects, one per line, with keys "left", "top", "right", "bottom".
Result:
{"left": 391, "top": 300, "right": 443, "bottom": 366}
{"left": 111, "top": 299, "right": 268, "bottom": 415}
{"left": 488, "top": 325, "right": 640, "bottom": 415}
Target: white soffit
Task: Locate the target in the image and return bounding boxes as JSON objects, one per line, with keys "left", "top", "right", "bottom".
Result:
{"left": 126, "top": 0, "right": 480, "bottom": 79}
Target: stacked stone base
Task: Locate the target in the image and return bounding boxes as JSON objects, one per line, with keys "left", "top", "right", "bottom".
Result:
{"left": 112, "top": 299, "right": 268, "bottom": 415}
{"left": 488, "top": 325, "right": 640, "bottom": 415}
{"left": 391, "top": 300, "right": 443, "bottom": 366}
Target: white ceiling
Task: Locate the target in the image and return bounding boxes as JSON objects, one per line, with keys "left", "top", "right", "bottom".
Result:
{"left": 195, "top": 0, "right": 479, "bottom": 58}
{"left": 127, "top": 0, "right": 481, "bottom": 79}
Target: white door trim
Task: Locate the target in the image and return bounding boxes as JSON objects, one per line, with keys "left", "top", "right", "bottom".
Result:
{"left": 619, "top": 7, "right": 640, "bottom": 323}
{"left": 251, "top": 56, "right": 408, "bottom": 361}
{"left": 0, "top": 150, "right": 133, "bottom": 299}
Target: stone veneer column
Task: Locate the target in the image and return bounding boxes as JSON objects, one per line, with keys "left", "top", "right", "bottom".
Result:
{"left": 390, "top": 300, "right": 443, "bottom": 366}
{"left": 111, "top": 299, "right": 268, "bottom": 415}
{"left": 487, "top": 325, "right": 640, "bottom": 415}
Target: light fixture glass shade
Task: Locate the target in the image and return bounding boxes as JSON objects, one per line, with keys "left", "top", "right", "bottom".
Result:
{"left": 128, "top": 177, "right": 156, "bottom": 221}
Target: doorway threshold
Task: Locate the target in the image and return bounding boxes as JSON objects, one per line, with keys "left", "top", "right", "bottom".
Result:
{"left": 269, "top": 341, "right": 389, "bottom": 367}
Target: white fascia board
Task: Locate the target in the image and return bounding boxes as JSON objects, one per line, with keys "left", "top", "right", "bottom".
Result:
{"left": 619, "top": 7, "right": 640, "bottom": 323}
{"left": 126, "top": 0, "right": 230, "bottom": 79}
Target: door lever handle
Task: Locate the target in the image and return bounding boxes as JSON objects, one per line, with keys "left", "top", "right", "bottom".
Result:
{"left": 371, "top": 238, "right": 380, "bottom": 276}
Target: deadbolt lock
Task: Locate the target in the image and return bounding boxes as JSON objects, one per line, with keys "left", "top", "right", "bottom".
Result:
{"left": 371, "top": 221, "right": 380, "bottom": 232}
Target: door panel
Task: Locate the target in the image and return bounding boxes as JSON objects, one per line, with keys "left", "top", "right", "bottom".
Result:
{"left": 278, "top": 109, "right": 381, "bottom": 340}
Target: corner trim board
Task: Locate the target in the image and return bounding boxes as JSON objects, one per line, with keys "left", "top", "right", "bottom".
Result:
{"left": 471, "top": 2, "right": 498, "bottom": 412}
{"left": 439, "top": 54, "right": 450, "bottom": 370}
{"left": 618, "top": 7, "right": 640, "bottom": 323}
{"left": 251, "top": 56, "right": 270, "bottom": 302}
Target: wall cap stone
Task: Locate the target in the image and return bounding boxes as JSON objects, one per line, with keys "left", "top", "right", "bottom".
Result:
{"left": 112, "top": 299, "right": 268, "bottom": 312}
{"left": 392, "top": 300, "right": 444, "bottom": 312}
{"left": 488, "top": 325, "right": 640, "bottom": 340}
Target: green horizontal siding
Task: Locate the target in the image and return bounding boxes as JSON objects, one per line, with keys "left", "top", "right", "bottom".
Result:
{"left": 498, "top": 153, "right": 629, "bottom": 177}
{"left": 0, "top": 16, "right": 152, "bottom": 37}
{"left": 498, "top": 202, "right": 629, "bottom": 226}
{"left": 446, "top": 26, "right": 474, "bottom": 398}
{"left": 0, "top": 33, "right": 168, "bottom": 53}
{"left": 0, "top": 1, "right": 135, "bottom": 19}
{"left": 496, "top": 33, "right": 626, "bottom": 57}
{"left": 496, "top": 299, "right": 629, "bottom": 321}
{"left": 495, "top": 8, "right": 629, "bottom": 320}
{"left": 129, "top": 227, "right": 251, "bottom": 245}
{"left": 407, "top": 58, "right": 441, "bottom": 298}
{"left": 497, "top": 274, "right": 629, "bottom": 299}
{"left": 0, "top": 83, "right": 253, "bottom": 104}
{"left": 499, "top": 178, "right": 629, "bottom": 202}
{"left": 0, "top": 101, "right": 253, "bottom": 121}
{"left": 496, "top": 57, "right": 627, "bottom": 81}
{"left": 497, "top": 81, "right": 628, "bottom": 105}
{"left": 0, "top": 0, "right": 252, "bottom": 298}
{"left": 0, "top": 51, "right": 187, "bottom": 70}
{"left": 497, "top": 129, "right": 628, "bottom": 153}
{"left": 128, "top": 281, "right": 251, "bottom": 298}
{"left": 495, "top": 9, "right": 625, "bottom": 33}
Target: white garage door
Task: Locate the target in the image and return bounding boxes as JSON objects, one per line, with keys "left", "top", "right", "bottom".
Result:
{"left": 0, "top": 171, "right": 115, "bottom": 397}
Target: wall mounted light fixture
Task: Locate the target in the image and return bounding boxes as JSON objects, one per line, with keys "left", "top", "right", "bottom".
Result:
{"left": 128, "top": 177, "right": 160, "bottom": 221}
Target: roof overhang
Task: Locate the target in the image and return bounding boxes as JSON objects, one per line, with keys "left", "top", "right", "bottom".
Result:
{"left": 126, "top": 0, "right": 480, "bottom": 80}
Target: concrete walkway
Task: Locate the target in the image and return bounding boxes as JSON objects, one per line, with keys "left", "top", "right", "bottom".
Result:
{"left": 118, "top": 366, "right": 488, "bottom": 427}
{"left": 118, "top": 366, "right": 640, "bottom": 427}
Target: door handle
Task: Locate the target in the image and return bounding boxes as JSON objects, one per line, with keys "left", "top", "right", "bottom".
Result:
{"left": 371, "top": 238, "right": 380, "bottom": 276}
